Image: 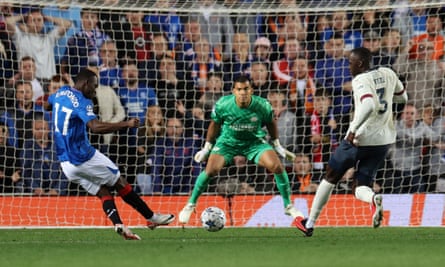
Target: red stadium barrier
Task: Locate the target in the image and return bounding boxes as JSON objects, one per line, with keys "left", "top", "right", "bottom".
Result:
{"left": 0, "top": 194, "right": 444, "bottom": 227}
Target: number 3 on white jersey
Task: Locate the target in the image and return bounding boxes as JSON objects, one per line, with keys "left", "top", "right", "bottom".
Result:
{"left": 54, "top": 102, "right": 73, "bottom": 136}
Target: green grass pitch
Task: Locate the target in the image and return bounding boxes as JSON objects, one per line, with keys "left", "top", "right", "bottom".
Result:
{"left": 0, "top": 227, "right": 443, "bottom": 267}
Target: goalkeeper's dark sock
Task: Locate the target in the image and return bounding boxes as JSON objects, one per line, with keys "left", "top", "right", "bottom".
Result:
{"left": 101, "top": 195, "right": 123, "bottom": 225}
{"left": 274, "top": 171, "right": 292, "bottom": 207}
{"left": 189, "top": 171, "right": 210, "bottom": 204}
{"left": 118, "top": 184, "right": 154, "bottom": 220}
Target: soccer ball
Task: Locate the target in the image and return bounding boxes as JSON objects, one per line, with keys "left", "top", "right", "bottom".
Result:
{"left": 200, "top": 206, "right": 226, "bottom": 232}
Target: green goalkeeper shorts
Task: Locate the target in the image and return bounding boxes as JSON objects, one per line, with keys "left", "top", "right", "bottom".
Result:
{"left": 210, "top": 138, "right": 274, "bottom": 165}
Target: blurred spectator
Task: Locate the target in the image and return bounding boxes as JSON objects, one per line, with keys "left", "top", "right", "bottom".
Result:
{"left": 0, "top": 38, "right": 15, "bottom": 92}
{"left": 393, "top": 39, "right": 445, "bottom": 109}
{"left": 136, "top": 105, "right": 165, "bottom": 194}
{"left": 257, "top": 1, "right": 306, "bottom": 60}
{"left": 89, "top": 67, "right": 126, "bottom": 155}
{"left": 321, "top": 10, "right": 363, "bottom": 54}
{"left": 152, "top": 116, "right": 201, "bottom": 194}
{"left": 190, "top": 0, "right": 234, "bottom": 60}
{"left": 184, "top": 102, "right": 209, "bottom": 139}
{"left": 144, "top": 0, "right": 182, "bottom": 51}
{"left": 288, "top": 153, "right": 321, "bottom": 193}
{"left": 250, "top": 60, "right": 276, "bottom": 98}
{"left": 98, "top": 0, "right": 133, "bottom": 60}
{"left": 117, "top": 59, "right": 158, "bottom": 135}
{"left": 154, "top": 55, "right": 194, "bottom": 116}
{"left": 42, "top": 0, "right": 82, "bottom": 65}
{"left": 98, "top": 40, "right": 121, "bottom": 89}
{"left": 351, "top": 0, "right": 392, "bottom": 37}
{"left": 278, "top": 12, "right": 307, "bottom": 44}
{"left": 309, "top": 88, "right": 340, "bottom": 171}
{"left": 143, "top": 33, "right": 174, "bottom": 87}
{"left": 306, "top": 13, "right": 331, "bottom": 60}
{"left": 198, "top": 71, "right": 224, "bottom": 111}
{"left": 115, "top": 59, "right": 158, "bottom": 185}
{"left": 362, "top": 30, "right": 393, "bottom": 67}
{"left": 7, "top": 56, "right": 44, "bottom": 102}
{"left": 224, "top": 0, "right": 258, "bottom": 51}
{"left": 421, "top": 104, "right": 445, "bottom": 192}
{"left": 272, "top": 37, "right": 303, "bottom": 86}
{"left": 0, "top": 81, "right": 46, "bottom": 152}
{"left": 253, "top": 37, "right": 273, "bottom": 64}
{"left": 0, "top": 123, "right": 21, "bottom": 193}
{"left": 380, "top": 28, "right": 403, "bottom": 66}
{"left": 223, "top": 32, "right": 252, "bottom": 89}
{"left": 5, "top": 6, "right": 71, "bottom": 80}
{"left": 125, "top": 10, "right": 156, "bottom": 64}
{"left": 22, "top": 112, "right": 68, "bottom": 195}
{"left": 267, "top": 90, "right": 298, "bottom": 151}
{"left": 314, "top": 32, "right": 353, "bottom": 115}
{"left": 180, "top": 16, "right": 202, "bottom": 63}
{"left": 35, "top": 73, "right": 72, "bottom": 109}
{"left": 62, "top": 8, "right": 109, "bottom": 77}
{"left": 392, "top": 0, "right": 429, "bottom": 45}
{"left": 186, "top": 37, "right": 222, "bottom": 93}
{"left": 212, "top": 155, "right": 258, "bottom": 195}
{"left": 386, "top": 103, "right": 439, "bottom": 193}
{"left": 408, "top": 13, "right": 444, "bottom": 61}
{"left": 0, "top": 3, "right": 17, "bottom": 89}
{"left": 288, "top": 56, "right": 316, "bottom": 116}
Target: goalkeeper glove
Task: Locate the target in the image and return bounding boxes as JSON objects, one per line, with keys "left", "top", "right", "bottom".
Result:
{"left": 273, "top": 139, "right": 296, "bottom": 161}
{"left": 194, "top": 141, "right": 213, "bottom": 163}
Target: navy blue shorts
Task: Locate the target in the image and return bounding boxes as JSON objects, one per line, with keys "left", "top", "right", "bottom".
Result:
{"left": 328, "top": 140, "right": 389, "bottom": 186}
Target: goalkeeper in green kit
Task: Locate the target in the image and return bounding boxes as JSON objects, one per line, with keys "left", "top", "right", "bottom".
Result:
{"left": 179, "top": 75, "right": 307, "bottom": 230}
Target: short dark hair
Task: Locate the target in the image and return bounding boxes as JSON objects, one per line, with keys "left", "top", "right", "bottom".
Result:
{"left": 120, "top": 58, "right": 137, "bottom": 68}
{"left": 234, "top": 75, "right": 250, "bottom": 84}
{"left": 75, "top": 68, "right": 97, "bottom": 83}
{"left": 80, "top": 8, "right": 96, "bottom": 17}
{"left": 314, "top": 87, "right": 331, "bottom": 98}
{"left": 350, "top": 47, "right": 372, "bottom": 68}
{"left": 20, "top": 56, "right": 35, "bottom": 63}
{"left": 15, "top": 80, "right": 32, "bottom": 90}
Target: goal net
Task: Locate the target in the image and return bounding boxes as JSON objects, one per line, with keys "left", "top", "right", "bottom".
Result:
{"left": 0, "top": 0, "right": 444, "bottom": 228}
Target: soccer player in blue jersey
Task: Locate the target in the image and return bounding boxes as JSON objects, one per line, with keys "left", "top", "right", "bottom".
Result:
{"left": 46, "top": 68, "right": 174, "bottom": 240}
{"left": 179, "top": 75, "right": 307, "bottom": 230}
{"left": 298, "top": 47, "right": 408, "bottom": 237}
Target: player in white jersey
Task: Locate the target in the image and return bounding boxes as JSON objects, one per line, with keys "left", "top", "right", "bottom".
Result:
{"left": 296, "top": 47, "right": 408, "bottom": 236}
{"left": 46, "top": 68, "right": 174, "bottom": 240}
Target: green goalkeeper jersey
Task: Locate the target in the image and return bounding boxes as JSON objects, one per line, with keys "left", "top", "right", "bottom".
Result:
{"left": 211, "top": 94, "right": 273, "bottom": 147}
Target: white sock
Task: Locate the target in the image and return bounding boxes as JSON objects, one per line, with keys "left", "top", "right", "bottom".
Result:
{"left": 355, "top": 186, "right": 374, "bottom": 204}
{"left": 306, "top": 179, "right": 335, "bottom": 228}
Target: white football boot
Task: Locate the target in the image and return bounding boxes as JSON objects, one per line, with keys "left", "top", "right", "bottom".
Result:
{"left": 179, "top": 203, "right": 196, "bottom": 224}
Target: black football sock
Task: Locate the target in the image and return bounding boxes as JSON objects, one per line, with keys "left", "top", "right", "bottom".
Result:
{"left": 101, "top": 196, "right": 123, "bottom": 225}
{"left": 118, "top": 184, "right": 154, "bottom": 219}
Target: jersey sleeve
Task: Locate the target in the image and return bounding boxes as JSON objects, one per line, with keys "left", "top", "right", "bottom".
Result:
{"left": 262, "top": 99, "right": 274, "bottom": 124}
{"left": 211, "top": 98, "right": 223, "bottom": 124}
{"left": 352, "top": 78, "right": 373, "bottom": 101}
{"left": 77, "top": 98, "right": 97, "bottom": 123}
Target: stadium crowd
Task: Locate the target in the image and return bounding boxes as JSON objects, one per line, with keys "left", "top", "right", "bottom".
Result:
{"left": 0, "top": 0, "right": 444, "bottom": 196}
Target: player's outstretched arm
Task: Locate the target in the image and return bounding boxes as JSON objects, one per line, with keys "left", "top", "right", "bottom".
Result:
{"left": 194, "top": 120, "right": 221, "bottom": 163}
{"left": 266, "top": 120, "right": 296, "bottom": 161}
{"left": 87, "top": 118, "right": 140, "bottom": 134}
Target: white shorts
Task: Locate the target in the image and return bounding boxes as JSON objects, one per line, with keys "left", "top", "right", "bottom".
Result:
{"left": 60, "top": 150, "right": 121, "bottom": 195}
